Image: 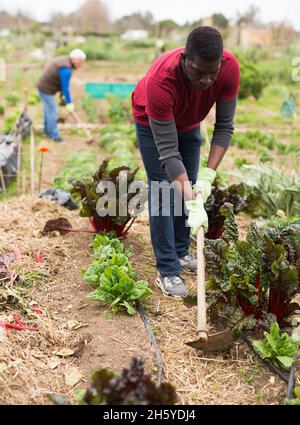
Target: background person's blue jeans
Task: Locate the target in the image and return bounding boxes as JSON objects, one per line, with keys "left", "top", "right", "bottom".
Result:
{"left": 135, "top": 122, "right": 201, "bottom": 277}
{"left": 38, "top": 89, "right": 60, "bottom": 140}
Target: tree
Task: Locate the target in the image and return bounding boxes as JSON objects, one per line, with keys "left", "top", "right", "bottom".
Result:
{"left": 156, "top": 19, "right": 179, "bottom": 38}
{"left": 237, "top": 5, "right": 260, "bottom": 26}
{"left": 72, "top": 0, "right": 110, "bottom": 33}
{"left": 114, "top": 11, "right": 154, "bottom": 32}
{"left": 50, "top": 13, "right": 68, "bottom": 31}
{"left": 212, "top": 13, "right": 229, "bottom": 29}
{"left": 50, "top": 0, "right": 110, "bottom": 33}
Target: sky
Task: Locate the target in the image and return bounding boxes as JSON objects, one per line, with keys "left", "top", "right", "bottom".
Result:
{"left": 0, "top": 0, "right": 300, "bottom": 30}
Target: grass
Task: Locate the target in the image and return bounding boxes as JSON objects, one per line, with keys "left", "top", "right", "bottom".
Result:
{"left": 236, "top": 111, "right": 282, "bottom": 126}
{"left": 0, "top": 179, "right": 17, "bottom": 201}
{"left": 254, "top": 390, "right": 266, "bottom": 405}
{"left": 237, "top": 365, "right": 261, "bottom": 385}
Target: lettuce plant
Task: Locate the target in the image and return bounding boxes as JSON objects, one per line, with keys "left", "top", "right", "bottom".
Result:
{"left": 82, "top": 234, "right": 152, "bottom": 315}
{"left": 252, "top": 323, "right": 300, "bottom": 370}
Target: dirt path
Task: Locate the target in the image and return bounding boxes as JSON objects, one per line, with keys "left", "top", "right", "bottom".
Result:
{"left": 0, "top": 131, "right": 155, "bottom": 405}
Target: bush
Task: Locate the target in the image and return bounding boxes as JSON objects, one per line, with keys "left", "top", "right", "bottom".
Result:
{"left": 28, "top": 92, "right": 40, "bottom": 105}
{"left": 5, "top": 91, "right": 21, "bottom": 106}
{"left": 236, "top": 53, "right": 267, "bottom": 99}
{"left": 2, "top": 108, "right": 21, "bottom": 133}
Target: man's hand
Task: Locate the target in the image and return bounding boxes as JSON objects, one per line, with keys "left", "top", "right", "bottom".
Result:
{"left": 66, "top": 103, "right": 75, "bottom": 113}
{"left": 193, "top": 167, "right": 216, "bottom": 202}
{"left": 185, "top": 198, "right": 208, "bottom": 235}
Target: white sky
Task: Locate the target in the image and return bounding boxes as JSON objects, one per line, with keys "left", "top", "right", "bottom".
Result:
{"left": 0, "top": 0, "right": 300, "bottom": 30}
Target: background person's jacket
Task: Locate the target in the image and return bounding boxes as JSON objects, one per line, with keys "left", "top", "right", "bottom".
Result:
{"left": 37, "top": 56, "right": 73, "bottom": 103}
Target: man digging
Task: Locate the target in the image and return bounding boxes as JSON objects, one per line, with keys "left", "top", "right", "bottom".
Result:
{"left": 37, "top": 49, "right": 86, "bottom": 142}
{"left": 132, "top": 26, "right": 240, "bottom": 299}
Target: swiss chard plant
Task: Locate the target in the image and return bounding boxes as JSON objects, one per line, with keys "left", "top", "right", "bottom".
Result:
{"left": 205, "top": 179, "right": 247, "bottom": 239}
{"left": 73, "top": 358, "right": 178, "bottom": 405}
{"left": 204, "top": 205, "right": 300, "bottom": 331}
{"left": 252, "top": 323, "right": 300, "bottom": 370}
{"left": 70, "top": 158, "right": 147, "bottom": 237}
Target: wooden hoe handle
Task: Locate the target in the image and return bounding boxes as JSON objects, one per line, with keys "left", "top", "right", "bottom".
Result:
{"left": 196, "top": 194, "right": 208, "bottom": 340}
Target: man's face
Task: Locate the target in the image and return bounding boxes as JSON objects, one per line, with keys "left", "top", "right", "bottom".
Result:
{"left": 182, "top": 54, "right": 221, "bottom": 89}
{"left": 71, "top": 58, "right": 85, "bottom": 69}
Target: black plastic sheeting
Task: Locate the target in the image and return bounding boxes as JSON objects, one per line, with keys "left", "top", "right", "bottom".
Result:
{"left": 0, "top": 111, "right": 32, "bottom": 192}
{"left": 0, "top": 135, "right": 17, "bottom": 188}
{"left": 39, "top": 188, "right": 78, "bottom": 210}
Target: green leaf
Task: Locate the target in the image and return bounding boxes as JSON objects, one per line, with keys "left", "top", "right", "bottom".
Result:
{"left": 121, "top": 300, "right": 136, "bottom": 316}
{"left": 291, "top": 332, "right": 300, "bottom": 344}
{"left": 276, "top": 356, "right": 294, "bottom": 370}
{"left": 253, "top": 340, "right": 272, "bottom": 359}
{"left": 295, "top": 387, "right": 300, "bottom": 398}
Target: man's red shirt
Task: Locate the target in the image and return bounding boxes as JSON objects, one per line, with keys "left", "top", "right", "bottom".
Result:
{"left": 132, "top": 47, "right": 240, "bottom": 132}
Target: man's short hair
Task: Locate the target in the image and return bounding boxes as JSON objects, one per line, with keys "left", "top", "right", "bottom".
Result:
{"left": 185, "top": 26, "right": 223, "bottom": 61}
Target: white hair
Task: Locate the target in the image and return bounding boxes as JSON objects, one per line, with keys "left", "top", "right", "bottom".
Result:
{"left": 70, "top": 49, "right": 87, "bottom": 61}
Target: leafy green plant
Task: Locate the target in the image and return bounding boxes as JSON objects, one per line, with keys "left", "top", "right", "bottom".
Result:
{"left": 230, "top": 165, "right": 300, "bottom": 218}
{"left": 81, "top": 95, "right": 98, "bottom": 123}
{"left": 234, "top": 158, "right": 253, "bottom": 168}
{"left": 231, "top": 130, "right": 279, "bottom": 151}
{"left": 236, "top": 53, "right": 267, "bottom": 99}
{"left": 83, "top": 235, "right": 135, "bottom": 286}
{"left": 266, "top": 215, "right": 300, "bottom": 229}
{"left": 91, "top": 233, "right": 129, "bottom": 257}
{"left": 205, "top": 182, "right": 247, "bottom": 239}
{"left": 70, "top": 158, "right": 147, "bottom": 236}
{"left": 284, "top": 387, "right": 300, "bottom": 405}
{"left": 99, "top": 123, "right": 140, "bottom": 171}
{"left": 89, "top": 266, "right": 152, "bottom": 315}
{"left": 53, "top": 151, "right": 97, "bottom": 191}
{"left": 5, "top": 91, "right": 21, "bottom": 106}
{"left": 28, "top": 92, "right": 40, "bottom": 105}
{"left": 2, "top": 108, "right": 21, "bottom": 133}
{"left": 252, "top": 323, "right": 300, "bottom": 370}
{"left": 0, "top": 104, "right": 5, "bottom": 115}
{"left": 205, "top": 207, "right": 300, "bottom": 329}
{"left": 258, "top": 147, "right": 274, "bottom": 163}
{"left": 276, "top": 142, "right": 300, "bottom": 155}
{"left": 75, "top": 358, "right": 177, "bottom": 405}
{"left": 83, "top": 234, "right": 152, "bottom": 315}
{"left": 106, "top": 94, "right": 131, "bottom": 124}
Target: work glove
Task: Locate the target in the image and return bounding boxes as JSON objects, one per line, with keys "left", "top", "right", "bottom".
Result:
{"left": 185, "top": 199, "right": 208, "bottom": 235}
{"left": 59, "top": 93, "right": 66, "bottom": 106}
{"left": 193, "top": 167, "right": 216, "bottom": 203}
{"left": 66, "top": 103, "right": 75, "bottom": 113}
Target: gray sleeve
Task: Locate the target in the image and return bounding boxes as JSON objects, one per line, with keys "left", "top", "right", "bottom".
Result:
{"left": 211, "top": 97, "right": 237, "bottom": 149}
{"left": 149, "top": 118, "right": 187, "bottom": 181}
